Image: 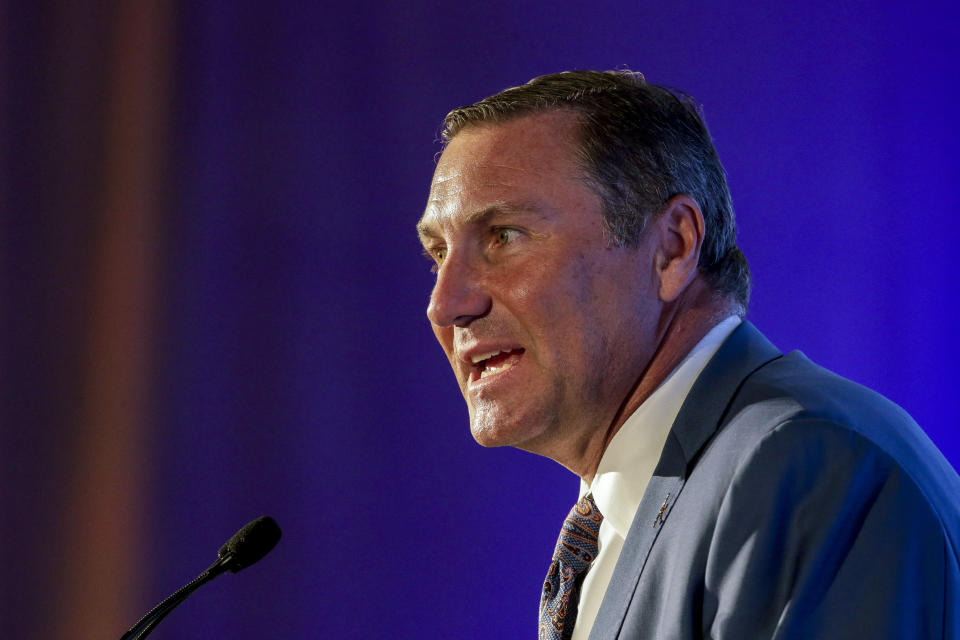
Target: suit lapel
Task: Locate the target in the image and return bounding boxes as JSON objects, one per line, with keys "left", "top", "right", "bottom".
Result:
{"left": 587, "top": 322, "right": 781, "bottom": 639}
{"left": 667, "top": 322, "right": 780, "bottom": 465}
{"left": 587, "top": 436, "right": 686, "bottom": 640}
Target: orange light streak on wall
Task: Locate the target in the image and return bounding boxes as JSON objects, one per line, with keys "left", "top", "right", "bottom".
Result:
{"left": 47, "top": 2, "right": 172, "bottom": 638}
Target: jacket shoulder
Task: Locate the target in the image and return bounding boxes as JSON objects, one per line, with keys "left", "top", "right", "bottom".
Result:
{"left": 720, "top": 350, "right": 960, "bottom": 540}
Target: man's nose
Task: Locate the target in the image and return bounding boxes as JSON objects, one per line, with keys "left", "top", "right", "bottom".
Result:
{"left": 426, "top": 252, "right": 491, "bottom": 327}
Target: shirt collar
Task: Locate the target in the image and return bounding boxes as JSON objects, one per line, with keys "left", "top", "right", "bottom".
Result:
{"left": 580, "top": 316, "right": 742, "bottom": 538}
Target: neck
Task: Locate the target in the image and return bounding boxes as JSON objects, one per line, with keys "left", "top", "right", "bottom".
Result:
{"left": 577, "top": 284, "right": 737, "bottom": 484}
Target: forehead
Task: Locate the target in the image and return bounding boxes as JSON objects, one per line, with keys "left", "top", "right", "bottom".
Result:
{"left": 419, "top": 111, "right": 588, "bottom": 236}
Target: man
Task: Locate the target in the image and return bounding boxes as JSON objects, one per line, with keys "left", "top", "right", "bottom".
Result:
{"left": 416, "top": 70, "right": 960, "bottom": 639}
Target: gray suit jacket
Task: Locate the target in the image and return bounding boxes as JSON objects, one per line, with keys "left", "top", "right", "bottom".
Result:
{"left": 588, "top": 322, "right": 960, "bottom": 639}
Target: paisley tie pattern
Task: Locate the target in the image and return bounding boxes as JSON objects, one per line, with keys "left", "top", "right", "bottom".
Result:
{"left": 538, "top": 494, "right": 603, "bottom": 640}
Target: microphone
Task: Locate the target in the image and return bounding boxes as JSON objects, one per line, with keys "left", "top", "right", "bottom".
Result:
{"left": 120, "top": 516, "right": 282, "bottom": 640}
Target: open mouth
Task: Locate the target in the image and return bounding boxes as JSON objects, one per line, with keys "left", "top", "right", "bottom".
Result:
{"left": 470, "top": 348, "right": 525, "bottom": 381}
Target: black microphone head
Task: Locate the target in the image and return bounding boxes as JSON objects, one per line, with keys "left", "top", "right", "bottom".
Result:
{"left": 217, "top": 516, "right": 282, "bottom": 573}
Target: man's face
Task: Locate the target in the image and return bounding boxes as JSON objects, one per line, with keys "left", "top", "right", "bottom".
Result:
{"left": 418, "top": 111, "right": 662, "bottom": 460}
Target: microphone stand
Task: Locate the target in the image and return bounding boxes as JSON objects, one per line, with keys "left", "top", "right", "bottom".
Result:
{"left": 120, "top": 555, "right": 230, "bottom": 640}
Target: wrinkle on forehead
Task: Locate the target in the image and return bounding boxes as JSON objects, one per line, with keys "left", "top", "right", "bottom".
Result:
{"left": 430, "top": 161, "right": 534, "bottom": 187}
{"left": 418, "top": 111, "right": 586, "bottom": 237}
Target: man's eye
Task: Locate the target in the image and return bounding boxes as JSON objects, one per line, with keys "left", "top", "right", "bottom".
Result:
{"left": 425, "top": 247, "right": 446, "bottom": 273}
{"left": 494, "top": 228, "right": 520, "bottom": 246}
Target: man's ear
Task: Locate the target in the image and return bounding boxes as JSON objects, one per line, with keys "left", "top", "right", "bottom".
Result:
{"left": 654, "top": 194, "right": 705, "bottom": 302}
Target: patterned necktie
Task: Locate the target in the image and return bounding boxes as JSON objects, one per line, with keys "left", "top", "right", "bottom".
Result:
{"left": 538, "top": 493, "right": 603, "bottom": 640}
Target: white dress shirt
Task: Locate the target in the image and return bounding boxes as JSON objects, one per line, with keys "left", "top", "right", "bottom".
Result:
{"left": 570, "top": 316, "right": 742, "bottom": 640}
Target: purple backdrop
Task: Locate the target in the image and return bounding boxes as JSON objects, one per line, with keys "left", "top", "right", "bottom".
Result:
{"left": 4, "top": 1, "right": 958, "bottom": 638}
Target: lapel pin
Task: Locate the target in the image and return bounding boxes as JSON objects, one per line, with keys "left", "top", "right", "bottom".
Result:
{"left": 653, "top": 493, "right": 671, "bottom": 528}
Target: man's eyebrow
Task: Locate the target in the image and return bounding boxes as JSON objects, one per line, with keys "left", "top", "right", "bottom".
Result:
{"left": 416, "top": 216, "right": 439, "bottom": 240}
{"left": 417, "top": 200, "right": 549, "bottom": 240}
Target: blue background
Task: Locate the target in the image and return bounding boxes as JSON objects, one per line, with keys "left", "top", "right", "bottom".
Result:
{"left": 2, "top": 1, "right": 958, "bottom": 638}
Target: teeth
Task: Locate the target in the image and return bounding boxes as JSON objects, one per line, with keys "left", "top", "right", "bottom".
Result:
{"left": 480, "top": 360, "right": 516, "bottom": 378}
{"left": 471, "top": 350, "right": 505, "bottom": 364}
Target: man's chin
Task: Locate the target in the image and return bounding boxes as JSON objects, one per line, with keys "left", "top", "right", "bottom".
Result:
{"left": 469, "top": 424, "right": 514, "bottom": 448}
{"left": 468, "top": 416, "right": 549, "bottom": 450}
{"left": 469, "top": 415, "right": 530, "bottom": 448}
